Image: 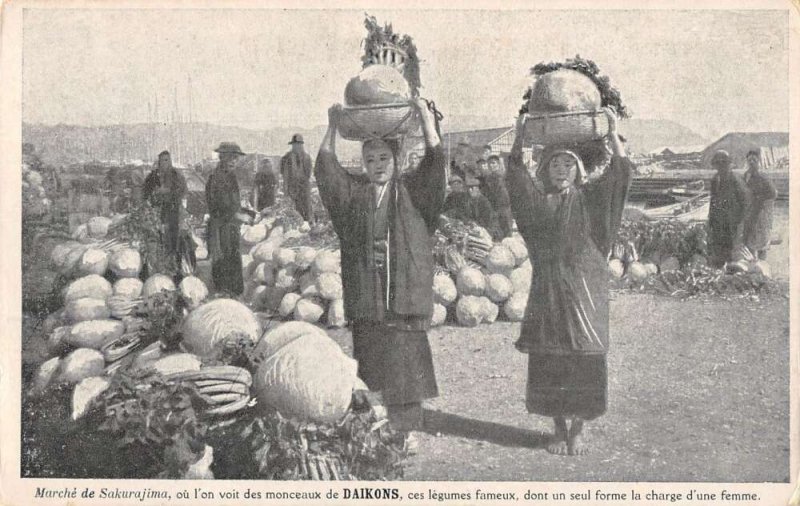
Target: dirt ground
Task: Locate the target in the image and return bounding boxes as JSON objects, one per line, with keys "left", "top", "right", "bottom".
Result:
{"left": 330, "top": 291, "right": 791, "bottom": 482}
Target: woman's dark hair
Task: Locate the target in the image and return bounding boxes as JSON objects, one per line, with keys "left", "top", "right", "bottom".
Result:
{"left": 487, "top": 155, "right": 501, "bottom": 163}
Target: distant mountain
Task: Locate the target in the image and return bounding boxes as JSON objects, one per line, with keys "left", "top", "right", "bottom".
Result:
{"left": 618, "top": 118, "right": 710, "bottom": 155}
{"left": 439, "top": 116, "right": 710, "bottom": 155}
{"left": 22, "top": 122, "right": 351, "bottom": 168}
{"left": 23, "top": 117, "right": 709, "bottom": 167}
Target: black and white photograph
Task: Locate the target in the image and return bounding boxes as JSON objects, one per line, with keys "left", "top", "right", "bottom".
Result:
{"left": 2, "top": 1, "right": 798, "bottom": 504}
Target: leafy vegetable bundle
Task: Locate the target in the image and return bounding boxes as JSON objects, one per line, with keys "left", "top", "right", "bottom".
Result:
{"left": 361, "top": 14, "right": 421, "bottom": 96}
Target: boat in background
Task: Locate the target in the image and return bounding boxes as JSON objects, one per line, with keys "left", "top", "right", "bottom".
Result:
{"left": 626, "top": 179, "right": 709, "bottom": 222}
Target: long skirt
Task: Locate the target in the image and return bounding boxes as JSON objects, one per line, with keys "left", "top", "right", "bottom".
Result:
{"left": 289, "top": 182, "right": 313, "bottom": 223}
{"left": 351, "top": 321, "right": 438, "bottom": 430}
{"left": 526, "top": 353, "right": 607, "bottom": 421}
{"left": 211, "top": 252, "right": 243, "bottom": 296}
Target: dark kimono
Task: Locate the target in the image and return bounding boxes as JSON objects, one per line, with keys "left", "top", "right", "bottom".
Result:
{"left": 444, "top": 191, "right": 500, "bottom": 238}
{"left": 506, "top": 152, "right": 633, "bottom": 420}
{"left": 281, "top": 151, "right": 314, "bottom": 222}
{"left": 480, "top": 174, "right": 513, "bottom": 239}
{"left": 205, "top": 166, "right": 244, "bottom": 295}
{"left": 708, "top": 171, "right": 749, "bottom": 267}
{"left": 315, "top": 145, "right": 446, "bottom": 430}
{"left": 743, "top": 171, "right": 777, "bottom": 259}
{"left": 142, "top": 167, "right": 187, "bottom": 256}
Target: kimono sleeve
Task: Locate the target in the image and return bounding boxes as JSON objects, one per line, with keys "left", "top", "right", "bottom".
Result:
{"left": 314, "top": 151, "right": 355, "bottom": 236}
{"left": 478, "top": 196, "right": 502, "bottom": 241}
{"left": 505, "top": 150, "right": 541, "bottom": 240}
{"left": 585, "top": 155, "right": 634, "bottom": 256}
{"left": 405, "top": 145, "right": 447, "bottom": 230}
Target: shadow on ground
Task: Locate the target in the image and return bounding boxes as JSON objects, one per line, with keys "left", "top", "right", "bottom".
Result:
{"left": 422, "top": 409, "right": 550, "bottom": 450}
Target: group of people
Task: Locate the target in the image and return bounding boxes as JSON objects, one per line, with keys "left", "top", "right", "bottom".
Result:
{"left": 707, "top": 148, "right": 777, "bottom": 267}
{"left": 443, "top": 147, "right": 514, "bottom": 240}
{"left": 139, "top": 100, "right": 777, "bottom": 460}
{"left": 314, "top": 101, "right": 630, "bottom": 456}
{"left": 141, "top": 135, "right": 318, "bottom": 296}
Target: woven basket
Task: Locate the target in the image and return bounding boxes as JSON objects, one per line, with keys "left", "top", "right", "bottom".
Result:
{"left": 338, "top": 103, "right": 419, "bottom": 141}
{"left": 523, "top": 110, "right": 608, "bottom": 145}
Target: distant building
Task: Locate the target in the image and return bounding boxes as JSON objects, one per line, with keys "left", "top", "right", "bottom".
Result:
{"left": 648, "top": 145, "right": 706, "bottom": 158}
{"left": 407, "top": 126, "right": 534, "bottom": 174}
{"left": 701, "top": 132, "right": 789, "bottom": 170}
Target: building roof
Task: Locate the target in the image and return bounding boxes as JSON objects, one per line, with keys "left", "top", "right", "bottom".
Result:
{"left": 705, "top": 132, "right": 789, "bottom": 151}
{"left": 441, "top": 127, "right": 513, "bottom": 149}
{"left": 649, "top": 145, "right": 706, "bottom": 155}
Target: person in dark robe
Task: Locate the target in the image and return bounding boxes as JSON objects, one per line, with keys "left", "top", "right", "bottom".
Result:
{"left": 142, "top": 151, "right": 187, "bottom": 269}
{"left": 708, "top": 150, "right": 749, "bottom": 268}
{"left": 205, "top": 142, "right": 246, "bottom": 296}
{"left": 315, "top": 99, "right": 446, "bottom": 441}
{"left": 445, "top": 176, "right": 501, "bottom": 238}
{"left": 507, "top": 108, "right": 633, "bottom": 456}
{"left": 480, "top": 155, "right": 514, "bottom": 239}
{"left": 742, "top": 149, "right": 777, "bottom": 260}
{"left": 280, "top": 134, "right": 314, "bottom": 224}
{"left": 254, "top": 157, "right": 278, "bottom": 212}
{"left": 443, "top": 175, "right": 467, "bottom": 213}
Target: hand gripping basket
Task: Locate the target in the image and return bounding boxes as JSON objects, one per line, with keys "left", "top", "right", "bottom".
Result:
{"left": 338, "top": 103, "right": 419, "bottom": 141}
{"left": 523, "top": 110, "right": 609, "bottom": 146}
{"left": 339, "top": 44, "right": 420, "bottom": 141}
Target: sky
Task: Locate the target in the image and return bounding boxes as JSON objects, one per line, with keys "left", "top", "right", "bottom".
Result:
{"left": 22, "top": 8, "right": 789, "bottom": 139}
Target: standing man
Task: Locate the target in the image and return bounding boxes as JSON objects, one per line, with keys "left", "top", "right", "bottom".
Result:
{"left": 707, "top": 150, "right": 749, "bottom": 268}
{"left": 143, "top": 150, "right": 187, "bottom": 266}
{"left": 254, "top": 157, "right": 278, "bottom": 212}
{"left": 280, "top": 134, "right": 314, "bottom": 225}
{"left": 205, "top": 142, "right": 246, "bottom": 295}
{"left": 315, "top": 99, "right": 446, "bottom": 439}
{"left": 742, "top": 149, "right": 777, "bottom": 260}
{"left": 480, "top": 155, "right": 514, "bottom": 239}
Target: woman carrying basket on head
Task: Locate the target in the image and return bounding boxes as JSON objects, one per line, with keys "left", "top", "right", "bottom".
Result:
{"left": 314, "top": 98, "right": 446, "bottom": 439}
{"left": 507, "top": 107, "right": 633, "bottom": 456}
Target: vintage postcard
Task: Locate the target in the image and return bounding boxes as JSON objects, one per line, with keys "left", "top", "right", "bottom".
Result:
{"left": 1, "top": 0, "right": 798, "bottom": 504}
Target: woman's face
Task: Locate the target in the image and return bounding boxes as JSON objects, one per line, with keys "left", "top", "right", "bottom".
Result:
{"left": 363, "top": 141, "right": 395, "bottom": 184}
{"left": 548, "top": 153, "right": 578, "bottom": 190}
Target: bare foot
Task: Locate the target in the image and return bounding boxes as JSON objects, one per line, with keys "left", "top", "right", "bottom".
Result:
{"left": 547, "top": 438, "right": 569, "bottom": 455}
{"left": 546, "top": 417, "right": 569, "bottom": 456}
{"left": 568, "top": 418, "right": 589, "bottom": 456}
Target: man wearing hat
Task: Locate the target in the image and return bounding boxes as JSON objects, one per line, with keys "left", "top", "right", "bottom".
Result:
{"left": 280, "top": 134, "right": 314, "bottom": 224}
{"left": 708, "top": 149, "right": 749, "bottom": 268}
{"left": 206, "top": 142, "right": 246, "bottom": 295}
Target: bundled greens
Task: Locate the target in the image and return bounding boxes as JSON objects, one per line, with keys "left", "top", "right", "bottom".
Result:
{"left": 361, "top": 14, "right": 421, "bottom": 96}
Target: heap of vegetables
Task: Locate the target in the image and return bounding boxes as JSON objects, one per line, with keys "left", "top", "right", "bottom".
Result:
{"left": 27, "top": 288, "right": 405, "bottom": 480}
{"left": 432, "top": 217, "right": 532, "bottom": 327}
{"left": 609, "top": 220, "right": 777, "bottom": 299}
{"left": 22, "top": 163, "right": 53, "bottom": 220}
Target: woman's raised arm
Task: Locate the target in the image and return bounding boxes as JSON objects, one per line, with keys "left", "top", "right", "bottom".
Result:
{"left": 314, "top": 104, "right": 355, "bottom": 235}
